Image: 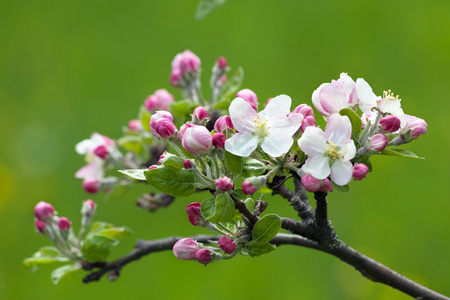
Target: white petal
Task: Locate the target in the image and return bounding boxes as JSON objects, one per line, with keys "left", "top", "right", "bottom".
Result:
{"left": 261, "top": 131, "right": 293, "bottom": 157}
{"left": 338, "top": 73, "right": 356, "bottom": 98}
{"left": 379, "top": 99, "right": 404, "bottom": 116}
{"left": 298, "top": 127, "right": 327, "bottom": 156}
{"left": 355, "top": 78, "right": 380, "bottom": 114}
{"left": 302, "top": 156, "right": 330, "bottom": 180}
{"left": 268, "top": 114, "right": 303, "bottom": 136}
{"left": 229, "top": 97, "right": 257, "bottom": 133}
{"left": 319, "top": 83, "right": 348, "bottom": 114}
{"left": 330, "top": 160, "right": 353, "bottom": 185}
{"left": 75, "top": 139, "right": 94, "bottom": 155}
{"left": 342, "top": 140, "right": 356, "bottom": 161}
{"left": 312, "top": 83, "right": 328, "bottom": 116}
{"left": 325, "top": 114, "right": 352, "bottom": 145}
{"left": 75, "top": 161, "right": 104, "bottom": 179}
{"left": 224, "top": 133, "right": 258, "bottom": 157}
{"left": 260, "top": 94, "right": 291, "bottom": 119}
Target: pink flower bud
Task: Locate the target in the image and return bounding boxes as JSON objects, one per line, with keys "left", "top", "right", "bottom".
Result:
{"left": 144, "top": 89, "right": 175, "bottom": 112}
{"left": 148, "top": 165, "right": 158, "bottom": 170}
{"left": 150, "top": 111, "right": 177, "bottom": 138}
{"left": 93, "top": 145, "right": 109, "bottom": 159}
{"left": 181, "top": 125, "right": 212, "bottom": 155}
{"left": 237, "top": 89, "right": 258, "bottom": 110}
{"left": 172, "top": 50, "right": 201, "bottom": 74}
{"left": 178, "top": 123, "right": 194, "bottom": 142}
{"left": 368, "top": 133, "right": 389, "bottom": 152}
{"left": 170, "top": 69, "right": 183, "bottom": 87}
{"left": 300, "top": 116, "right": 316, "bottom": 133}
{"left": 218, "top": 237, "right": 236, "bottom": 254}
{"left": 81, "top": 199, "right": 96, "bottom": 217}
{"left": 242, "top": 180, "right": 257, "bottom": 194}
{"left": 83, "top": 178, "right": 100, "bottom": 194}
{"left": 402, "top": 115, "right": 428, "bottom": 139}
{"left": 379, "top": 115, "right": 401, "bottom": 132}
{"left": 186, "top": 202, "right": 202, "bottom": 226}
{"left": 34, "top": 201, "right": 55, "bottom": 221}
{"left": 301, "top": 174, "right": 333, "bottom": 193}
{"left": 214, "top": 116, "right": 233, "bottom": 132}
{"left": 35, "top": 219, "right": 46, "bottom": 233}
{"left": 265, "top": 98, "right": 273, "bottom": 107}
{"left": 192, "top": 106, "right": 209, "bottom": 121}
{"left": 173, "top": 238, "right": 200, "bottom": 260}
{"left": 212, "top": 133, "right": 226, "bottom": 149}
{"left": 58, "top": 217, "right": 71, "bottom": 231}
{"left": 353, "top": 163, "right": 369, "bottom": 181}
{"left": 183, "top": 159, "right": 193, "bottom": 169}
{"left": 128, "top": 119, "right": 143, "bottom": 132}
{"left": 215, "top": 177, "right": 233, "bottom": 192}
{"left": 218, "top": 75, "right": 227, "bottom": 85}
{"left": 292, "top": 104, "right": 314, "bottom": 118}
{"left": 217, "top": 57, "right": 227, "bottom": 71}
{"left": 195, "top": 249, "right": 212, "bottom": 265}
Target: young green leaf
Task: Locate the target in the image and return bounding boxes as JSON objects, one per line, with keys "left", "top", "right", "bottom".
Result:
{"left": 379, "top": 148, "right": 424, "bottom": 160}
{"left": 201, "top": 193, "right": 236, "bottom": 222}
{"left": 252, "top": 214, "right": 281, "bottom": 243}
{"left": 81, "top": 235, "right": 119, "bottom": 262}
{"left": 144, "top": 166, "right": 196, "bottom": 197}
{"left": 248, "top": 241, "right": 276, "bottom": 257}
{"left": 51, "top": 264, "right": 81, "bottom": 285}
{"left": 170, "top": 99, "right": 192, "bottom": 118}
{"left": 225, "top": 151, "right": 243, "bottom": 175}
{"left": 195, "top": 0, "right": 226, "bottom": 21}
{"left": 119, "top": 169, "right": 147, "bottom": 181}
{"left": 24, "top": 246, "right": 70, "bottom": 271}
{"left": 340, "top": 108, "right": 362, "bottom": 137}
{"left": 243, "top": 158, "right": 266, "bottom": 177}
{"left": 331, "top": 182, "right": 350, "bottom": 193}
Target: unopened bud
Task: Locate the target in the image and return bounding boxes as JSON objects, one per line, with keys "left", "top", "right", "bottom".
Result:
{"left": 215, "top": 177, "right": 233, "bottom": 192}
{"left": 192, "top": 106, "right": 209, "bottom": 122}
{"left": 301, "top": 174, "right": 333, "bottom": 193}
{"left": 58, "top": 217, "right": 71, "bottom": 231}
{"left": 292, "top": 104, "right": 314, "bottom": 118}
{"left": 218, "top": 237, "right": 236, "bottom": 254}
{"left": 212, "top": 133, "right": 226, "bottom": 149}
{"left": 150, "top": 111, "right": 177, "bottom": 139}
{"left": 83, "top": 178, "right": 100, "bottom": 194}
{"left": 242, "top": 176, "right": 266, "bottom": 195}
{"left": 34, "top": 201, "right": 55, "bottom": 221}
{"left": 401, "top": 115, "right": 428, "bottom": 139}
{"left": 195, "top": 249, "right": 212, "bottom": 266}
{"left": 81, "top": 199, "right": 96, "bottom": 217}
{"left": 35, "top": 219, "right": 46, "bottom": 233}
{"left": 144, "top": 89, "right": 175, "bottom": 112}
{"left": 380, "top": 115, "right": 401, "bottom": 132}
{"left": 237, "top": 89, "right": 258, "bottom": 110}
{"left": 301, "top": 116, "right": 316, "bottom": 133}
{"left": 173, "top": 238, "right": 200, "bottom": 260}
{"left": 93, "top": 145, "right": 109, "bottom": 159}
{"left": 181, "top": 125, "right": 212, "bottom": 155}
{"left": 216, "top": 57, "right": 228, "bottom": 71}
{"left": 186, "top": 202, "right": 203, "bottom": 226}
{"left": 170, "top": 69, "right": 183, "bottom": 87}
{"left": 368, "top": 133, "right": 389, "bottom": 152}
{"left": 183, "top": 159, "right": 193, "bottom": 169}
{"left": 214, "top": 116, "right": 233, "bottom": 133}
{"left": 353, "top": 163, "right": 369, "bottom": 181}
{"left": 128, "top": 119, "right": 143, "bottom": 132}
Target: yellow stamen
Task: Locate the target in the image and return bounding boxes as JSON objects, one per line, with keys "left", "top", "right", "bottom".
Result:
{"left": 254, "top": 113, "right": 269, "bottom": 138}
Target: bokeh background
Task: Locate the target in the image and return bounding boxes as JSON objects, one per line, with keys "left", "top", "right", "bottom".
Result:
{"left": 1, "top": 1, "right": 449, "bottom": 299}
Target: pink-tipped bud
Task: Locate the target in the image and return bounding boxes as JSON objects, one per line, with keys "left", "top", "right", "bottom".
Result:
{"left": 192, "top": 106, "right": 209, "bottom": 121}
{"left": 215, "top": 177, "right": 233, "bottom": 192}
{"left": 301, "top": 116, "right": 316, "bottom": 133}
{"left": 214, "top": 116, "right": 233, "bottom": 133}
{"left": 195, "top": 249, "right": 212, "bottom": 266}
{"left": 183, "top": 159, "right": 193, "bottom": 169}
{"left": 292, "top": 104, "right": 314, "bottom": 118}
{"left": 368, "top": 133, "right": 389, "bottom": 152}
{"left": 265, "top": 98, "right": 273, "bottom": 107}
{"left": 178, "top": 123, "right": 194, "bottom": 142}
{"left": 34, "top": 201, "right": 55, "bottom": 221}
{"left": 170, "top": 69, "right": 183, "bottom": 87}
{"left": 148, "top": 165, "right": 158, "bottom": 170}
{"left": 83, "top": 178, "right": 100, "bottom": 194}
{"left": 81, "top": 199, "right": 97, "bottom": 217}
{"left": 150, "top": 111, "right": 177, "bottom": 139}
{"left": 186, "top": 202, "right": 203, "bottom": 226}
{"left": 173, "top": 238, "right": 200, "bottom": 260}
{"left": 217, "top": 57, "right": 227, "bottom": 71}
{"left": 181, "top": 125, "right": 212, "bottom": 155}
{"left": 128, "top": 119, "right": 143, "bottom": 132}
{"left": 35, "top": 219, "right": 46, "bottom": 233}
{"left": 58, "top": 217, "right": 71, "bottom": 231}
{"left": 172, "top": 50, "right": 201, "bottom": 74}
{"left": 353, "top": 163, "right": 369, "bottom": 181}
{"left": 301, "top": 174, "right": 333, "bottom": 193}
{"left": 241, "top": 176, "right": 266, "bottom": 195}
{"left": 144, "top": 89, "right": 175, "bottom": 112}
{"left": 402, "top": 115, "right": 428, "bottom": 139}
{"left": 93, "top": 145, "right": 109, "bottom": 159}
{"left": 380, "top": 115, "right": 401, "bottom": 132}
{"left": 218, "top": 237, "right": 236, "bottom": 254}
{"left": 212, "top": 133, "right": 226, "bottom": 149}
{"left": 237, "top": 89, "right": 258, "bottom": 110}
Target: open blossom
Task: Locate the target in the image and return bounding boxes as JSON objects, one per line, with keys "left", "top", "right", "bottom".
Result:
{"left": 312, "top": 73, "right": 357, "bottom": 117}
{"left": 355, "top": 79, "right": 404, "bottom": 117}
{"left": 75, "top": 132, "right": 115, "bottom": 159}
{"left": 298, "top": 113, "right": 356, "bottom": 186}
{"left": 225, "top": 95, "right": 303, "bottom": 157}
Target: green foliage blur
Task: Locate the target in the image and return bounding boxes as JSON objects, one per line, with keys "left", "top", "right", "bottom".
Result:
{"left": 1, "top": 1, "right": 449, "bottom": 299}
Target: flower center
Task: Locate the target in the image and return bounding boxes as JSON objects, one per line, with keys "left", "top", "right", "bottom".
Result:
{"left": 254, "top": 114, "right": 269, "bottom": 138}
{"left": 326, "top": 141, "right": 344, "bottom": 160}
{"left": 383, "top": 90, "right": 399, "bottom": 101}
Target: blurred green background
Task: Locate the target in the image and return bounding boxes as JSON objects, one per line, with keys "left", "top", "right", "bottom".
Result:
{"left": 1, "top": 0, "right": 449, "bottom": 299}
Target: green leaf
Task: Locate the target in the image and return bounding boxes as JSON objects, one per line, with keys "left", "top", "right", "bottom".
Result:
{"left": 144, "top": 166, "right": 196, "bottom": 197}
{"left": 24, "top": 246, "right": 70, "bottom": 271}
{"left": 119, "top": 169, "right": 147, "bottom": 181}
{"left": 248, "top": 241, "right": 276, "bottom": 257}
{"left": 195, "top": 0, "right": 226, "bottom": 21}
{"left": 201, "top": 193, "right": 236, "bottom": 222}
{"left": 219, "top": 67, "right": 244, "bottom": 103}
{"left": 51, "top": 264, "right": 81, "bottom": 285}
{"left": 97, "top": 226, "right": 133, "bottom": 240}
{"left": 243, "top": 158, "right": 266, "bottom": 177}
{"left": 214, "top": 98, "right": 231, "bottom": 110}
{"left": 139, "top": 106, "right": 152, "bottom": 132}
{"left": 231, "top": 189, "right": 247, "bottom": 201}
{"left": 379, "top": 148, "right": 424, "bottom": 160}
{"left": 105, "top": 183, "right": 129, "bottom": 201}
{"left": 340, "top": 108, "right": 362, "bottom": 137}
{"left": 252, "top": 214, "right": 281, "bottom": 244}
{"left": 81, "top": 235, "right": 119, "bottom": 262}
{"left": 162, "top": 154, "right": 185, "bottom": 169}
{"left": 225, "top": 151, "right": 243, "bottom": 174}
{"left": 87, "top": 221, "right": 114, "bottom": 235}
{"left": 117, "top": 135, "right": 144, "bottom": 154}
{"left": 170, "top": 99, "right": 192, "bottom": 118}
{"left": 332, "top": 182, "right": 350, "bottom": 193}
